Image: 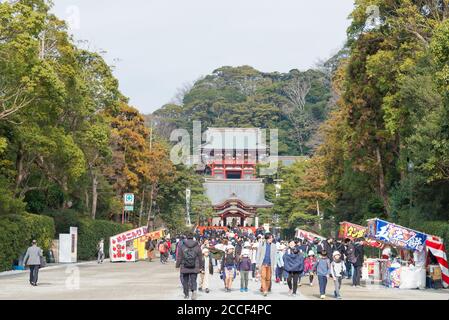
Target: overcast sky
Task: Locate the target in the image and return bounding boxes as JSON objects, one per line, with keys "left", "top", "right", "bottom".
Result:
{"left": 51, "top": 0, "right": 354, "bottom": 114}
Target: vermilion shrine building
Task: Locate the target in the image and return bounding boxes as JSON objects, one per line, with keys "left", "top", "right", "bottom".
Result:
{"left": 200, "top": 128, "right": 273, "bottom": 227}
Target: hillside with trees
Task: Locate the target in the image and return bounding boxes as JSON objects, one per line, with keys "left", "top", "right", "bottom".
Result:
{"left": 151, "top": 64, "right": 337, "bottom": 155}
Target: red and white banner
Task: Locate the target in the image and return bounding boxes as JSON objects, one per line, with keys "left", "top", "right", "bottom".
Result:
{"left": 426, "top": 235, "right": 449, "bottom": 288}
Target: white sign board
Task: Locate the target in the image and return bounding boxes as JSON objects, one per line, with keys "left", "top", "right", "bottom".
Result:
{"left": 59, "top": 227, "right": 78, "bottom": 263}
{"left": 124, "top": 193, "right": 134, "bottom": 205}
{"left": 59, "top": 234, "right": 72, "bottom": 263}
{"left": 70, "top": 227, "right": 78, "bottom": 262}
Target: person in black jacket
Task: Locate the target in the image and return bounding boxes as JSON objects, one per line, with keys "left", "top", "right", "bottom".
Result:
{"left": 352, "top": 238, "right": 365, "bottom": 287}
{"left": 283, "top": 241, "right": 305, "bottom": 297}
{"left": 320, "top": 238, "right": 334, "bottom": 261}
{"left": 343, "top": 238, "right": 353, "bottom": 279}
{"left": 333, "top": 239, "right": 346, "bottom": 257}
{"left": 176, "top": 233, "right": 204, "bottom": 300}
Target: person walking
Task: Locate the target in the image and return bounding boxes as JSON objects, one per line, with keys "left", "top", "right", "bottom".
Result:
{"left": 176, "top": 233, "right": 203, "bottom": 300}
{"left": 165, "top": 237, "right": 172, "bottom": 261}
{"left": 321, "top": 238, "right": 334, "bottom": 261}
{"left": 330, "top": 251, "right": 346, "bottom": 299}
{"left": 304, "top": 250, "right": 317, "bottom": 286}
{"left": 145, "top": 236, "right": 155, "bottom": 262}
{"left": 237, "top": 249, "right": 252, "bottom": 292}
{"left": 352, "top": 238, "right": 365, "bottom": 287}
{"left": 283, "top": 241, "right": 305, "bottom": 297}
{"left": 275, "top": 244, "right": 286, "bottom": 283}
{"left": 343, "top": 238, "right": 354, "bottom": 279}
{"left": 256, "top": 233, "right": 277, "bottom": 297}
{"left": 314, "top": 250, "right": 331, "bottom": 299}
{"left": 158, "top": 239, "right": 169, "bottom": 264}
{"left": 199, "top": 248, "right": 213, "bottom": 294}
{"left": 23, "top": 240, "right": 43, "bottom": 286}
{"left": 97, "top": 239, "right": 105, "bottom": 264}
{"left": 250, "top": 242, "right": 258, "bottom": 282}
{"left": 221, "top": 245, "right": 237, "bottom": 292}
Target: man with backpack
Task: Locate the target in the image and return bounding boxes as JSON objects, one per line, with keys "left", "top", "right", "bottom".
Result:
{"left": 176, "top": 233, "right": 203, "bottom": 300}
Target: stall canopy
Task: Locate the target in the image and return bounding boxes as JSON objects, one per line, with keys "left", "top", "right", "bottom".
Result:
{"left": 295, "top": 228, "right": 325, "bottom": 242}
{"left": 366, "top": 218, "right": 427, "bottom": 252}
{"left": 426, "top": 235, "right": 449, "bottom": 288}
{"left": 338, "top": 221, "right": 384, "bottom": 248}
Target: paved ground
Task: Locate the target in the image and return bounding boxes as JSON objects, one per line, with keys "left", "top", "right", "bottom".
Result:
{"left": 1, "top": 259, "right": 448, "bottom": 300}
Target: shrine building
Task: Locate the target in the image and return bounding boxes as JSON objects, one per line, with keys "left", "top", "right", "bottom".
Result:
{"left": 200, "top": 128, "right": 273, "bottom": 227}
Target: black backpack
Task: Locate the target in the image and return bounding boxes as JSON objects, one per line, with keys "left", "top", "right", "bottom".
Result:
{"left": 183, "top": 246, "right": 197, "bottom": 269}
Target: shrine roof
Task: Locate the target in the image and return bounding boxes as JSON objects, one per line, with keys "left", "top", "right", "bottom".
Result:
{"left": 203, "top": 179, "right": 273, "bottom": 208}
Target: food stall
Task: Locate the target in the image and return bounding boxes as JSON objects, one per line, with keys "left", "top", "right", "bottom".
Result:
{"left": 338, "top": 221, "right": 384, "bottom": 248}
{"left": 110, "top": 227, "right": 166, "bottom": 262}
{"left": 338, "top": 221, "right": 385, "bottom": 284}
{"left": 295, "top": 228, "right": 325, "bottom": 242}
{"left": 366, "top": 218, "right": 428, "bottom": 289}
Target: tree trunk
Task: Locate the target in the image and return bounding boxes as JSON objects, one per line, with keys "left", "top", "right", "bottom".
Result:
{"left": 91, "top": 172, "right": 98, "bottom": 219}
{"left": 85, "top": 189, "right": 90, "bottom": 213}
{"left": 15, "top": 145, "right": 24, "bottom": 195}
{"left": 375, "top": 146, "right": 389, "bottom": 216}
{"left": 62, "top": 177, "right": 70, "bottom": 209}
{"left": 147, "top": 184, "right": 155, "bottom": 230}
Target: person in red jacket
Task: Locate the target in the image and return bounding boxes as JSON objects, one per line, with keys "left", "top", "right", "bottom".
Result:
{"left": 165, "top": 237, "right": 172, "bottom": 261}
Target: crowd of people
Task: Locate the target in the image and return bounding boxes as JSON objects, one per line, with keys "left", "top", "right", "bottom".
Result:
{"left": 166, "top": 228, "right": 366, "bottom": 300}
{"left": 20, "top": 229, "right": 365, "bottom": 299}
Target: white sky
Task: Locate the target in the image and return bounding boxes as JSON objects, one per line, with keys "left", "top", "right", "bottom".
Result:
{"left": 51, "top": 0, "right": 354, "bottom": 113}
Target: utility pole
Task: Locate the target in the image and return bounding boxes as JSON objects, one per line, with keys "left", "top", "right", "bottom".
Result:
{"left": 317, "top": 200, "right": 322, "bottom": 231}
{"left": 186, "top": 188, "right": 192, "bottom": 227}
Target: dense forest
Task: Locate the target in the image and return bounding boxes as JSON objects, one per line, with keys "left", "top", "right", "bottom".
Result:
{"left": 0, "top": 0, "right": 209, "bottom": 234}
{"left": 260, "top": 0, "right": 449, "bottom": 242}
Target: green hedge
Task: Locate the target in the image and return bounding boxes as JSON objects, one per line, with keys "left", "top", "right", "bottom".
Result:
{"left": 77, "top": 219, "right": 132, "bottom": 260}
{"left": 0, "top": 213, "right": 55, "bottom": 272}
{"left": 44, "top": 210, "right": 132, "bottom": 261}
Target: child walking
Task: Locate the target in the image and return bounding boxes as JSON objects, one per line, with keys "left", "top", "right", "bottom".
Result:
{"left": 331, "top": 251, "right": 346, "bottom": 299}
{"left": 221, "top": 245, "right": 237, "bottom": 292}
{"left": 314, "top": 250, "right": 331, "bottom": 299}
{"left": 199, "top": 248, "right": 213, "bottom": 293}
{"left": 304, "top": 250, "right": 317, "bottom": 286}
{"left": 275, "top": 245, "right": 286, "bottom": 283}
{"left": 251, "top": 242, "right": 259, "bottom": 282}
{"left": 238, "top": 249, "right": 252, "bottom": 292}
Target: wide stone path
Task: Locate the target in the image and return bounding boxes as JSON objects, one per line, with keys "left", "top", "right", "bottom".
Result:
{"left": 1, "top": 259, "right": 448, "bottom": 300}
